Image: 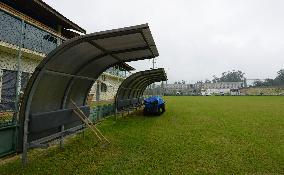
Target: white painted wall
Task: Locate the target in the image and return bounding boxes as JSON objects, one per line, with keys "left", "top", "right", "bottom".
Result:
{"left": 0, "top": 51, "right": 40, "bottom": 73}
{"left": 201, "top": 88, "right": 231, "bottom": 96}
{"left": 89, "top": 74, "right": 124, "bottom": 101}
{"left": 201, "top": 88, "right": 240, "bottom": 96}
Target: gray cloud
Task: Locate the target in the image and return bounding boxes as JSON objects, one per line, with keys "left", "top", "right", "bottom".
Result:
{"left": 45, "top": 0, "right": 284, "bottom": 83}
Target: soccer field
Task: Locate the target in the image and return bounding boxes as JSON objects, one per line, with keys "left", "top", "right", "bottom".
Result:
{"left": 1, "top": 96, "right": 283, "bottom": 174}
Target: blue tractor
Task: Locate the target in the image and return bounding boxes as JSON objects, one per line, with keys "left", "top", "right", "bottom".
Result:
{"left": 143, "top": 96, "right": 166, "bottom": 115}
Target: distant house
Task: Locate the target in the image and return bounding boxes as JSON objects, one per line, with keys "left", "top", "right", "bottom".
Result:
{"left": 89, "top": 63, "right": 134, "bottom": 102}
{"left": 201, "top": 82, "right": 243, "bottom": 96}
{"left": 163, "top": 83, "right": 195, "bottom": 95}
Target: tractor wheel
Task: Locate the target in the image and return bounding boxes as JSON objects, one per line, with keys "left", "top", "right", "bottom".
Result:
{"left": 157, "top": 105, "right": 165, "bottom": 115}
{"left": 156, "top": 107, "right": 162, "bottom": 115}
{"left": 161, "top": 104, "right": 166, "bottom": 113}
{"left": 143, "top": 108, "right": 148, "bottom": 115}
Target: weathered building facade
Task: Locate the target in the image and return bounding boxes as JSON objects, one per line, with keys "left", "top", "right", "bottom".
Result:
{"left": 0, "top": 1, "right": 132, "bottom": 110}
{"left": 163, "top": 82, "right": 243, "bottom": 96}
{"left": 163, "top": 83, "right": 195, "bottom": 95}
{"left": 89, "top": 65, "right": 134, "bottom": 102}
{"left": 201, "top": 82, "right": 243, "bottom": 96}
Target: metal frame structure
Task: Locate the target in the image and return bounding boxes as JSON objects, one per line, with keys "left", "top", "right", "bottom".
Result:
{"left": 17, "top": 23, "right": 159, "bottom": 165}
{"left": 115, "top": 68, "right": 167, "bottom": 111}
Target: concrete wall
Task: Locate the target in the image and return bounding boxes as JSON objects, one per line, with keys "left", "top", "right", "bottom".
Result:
{"left": 0, "top": 48, "right": 41, "bottom": 103}
{"left": 0, "top": 50, "right": 40, "bottom": 73}
{"left": 201, "top": 88, "right": 230, "bottom": 96}
{"left": 89, "top": 73, "right": 124, "bottom": 101}
{"left": 240, "top": 87, "right": 284, "bottom": 95}
{"left": 201, "top": 88, "right": 241, "bottom": 96}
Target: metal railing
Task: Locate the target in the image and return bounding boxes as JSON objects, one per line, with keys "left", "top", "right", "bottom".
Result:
{"left": 89, "top": 104, "right": 115, "bottom": 122}
{"left": 0, "top": 9, "right": 62, "bottom": 55}
{"left": 105, "top": 67, "right": 129, "bottom": 78}
{"left": 0, "top": 9, "right": 64, "bottom": 157}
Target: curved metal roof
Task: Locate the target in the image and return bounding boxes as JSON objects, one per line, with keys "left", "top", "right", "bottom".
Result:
{"left": 115, "top": 68, "right": 167, "bottom": 111}
{"left": 18, "top": 23, "right": 159, "bottom": 151}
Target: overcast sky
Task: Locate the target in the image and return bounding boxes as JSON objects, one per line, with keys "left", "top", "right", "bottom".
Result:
{"left": 45, "top": 0, "right": 284, "bottom": 83}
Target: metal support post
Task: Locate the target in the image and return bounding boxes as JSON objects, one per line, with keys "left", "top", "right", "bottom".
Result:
{"left": 16, "top": 19, "right": 25, "bottom": 166}
{"left": 96, "top": 81, "right": 100, "bottom": 102}
{"left": 15, "top": 19, "right": 25, "bottom": 117}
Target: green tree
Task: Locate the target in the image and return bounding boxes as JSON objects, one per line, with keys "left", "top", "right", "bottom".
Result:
{"left": 274, "top": 69, "right": 284, "bottom": 85}
{"left": 212, "top": 75, "right": 219, "bottom": 83}
{"left": 253, "top": 80, "right": 265, "bottom": 87}
{"left": 263, "top": 78, "right": 274, "bottom": 86}
{"left": 213, "top": 70, "right": 245, "bottom": 82}
{"left": 205, "top": 79, "right": 211, "bottom": 83}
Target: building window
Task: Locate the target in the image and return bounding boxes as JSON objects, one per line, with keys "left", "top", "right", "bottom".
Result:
{"left": 0, "top": 69, "right": 30, "bottom": 111}
{"left": 101, "top": 75, "right": 106, "bottom": 81}
{"left": 101, "top": 83, "right": 107, "bottom": 92}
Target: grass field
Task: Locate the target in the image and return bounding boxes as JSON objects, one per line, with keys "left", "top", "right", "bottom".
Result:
{"left": 0, "top": 96, "right": 283, "bottom": 174}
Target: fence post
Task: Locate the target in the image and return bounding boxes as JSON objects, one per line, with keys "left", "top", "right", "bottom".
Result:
{"left": 15, "top": 19, "right": 25, "bottom": 117}
{"left": 16, "top": 19, "right": 29, "bottom": 167}
{"left": 96, "top": 82, "right": 100, "bottom": 102}
{"left": 0, "top": 70, "right": 2, "bottom": 103}
{"left": 15, "top": 19, "right": 25, "bottom": 164}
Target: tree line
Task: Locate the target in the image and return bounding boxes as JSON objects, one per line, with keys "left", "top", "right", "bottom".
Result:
{"left": 200, "top": 69, "right": 284, "bottom": 87}
{"left": 173, "top": 69, "right": 284, "bottom": 87}
{"left": 253, "top": 69, "right": 284, "bottom": 87}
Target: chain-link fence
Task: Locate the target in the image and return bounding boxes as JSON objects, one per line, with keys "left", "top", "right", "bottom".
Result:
{"left": 0, "top": 8, "right": 124, "bottom": 157}
{"left": 0, "top": 70, "right": 30, "bottom": 127}
{"left": 0, "top": 10, "right": 61, "bottom": 55}
{"left": 0, "top": 8, "right": 62, "bottom": 157}
{"left": 89, "top": 104, "right": 115, "bottom": 122}
{"left": 0, "top": 8, "right": 63, "bottom": 129}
